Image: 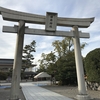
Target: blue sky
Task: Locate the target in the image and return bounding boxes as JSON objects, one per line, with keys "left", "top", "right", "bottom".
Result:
{"left": 0, "top": 0, "right": 100, "bottom": 69}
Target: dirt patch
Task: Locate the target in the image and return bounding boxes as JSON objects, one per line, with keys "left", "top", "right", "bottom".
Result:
{"left": 41, "top": 85, "right": 100, "bottom": 99}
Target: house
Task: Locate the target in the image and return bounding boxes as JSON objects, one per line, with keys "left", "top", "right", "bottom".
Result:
{"left": 0, "top": 59, "right": 37, "bottom": 80}
{"left": 0, "top": 58, "right": 36, "bottom": 72}
{"left": 0, "top": 59, "right": 13, "bottom": 72}
{"left": 34, "top": 72, "right": 51, "bottom": 81}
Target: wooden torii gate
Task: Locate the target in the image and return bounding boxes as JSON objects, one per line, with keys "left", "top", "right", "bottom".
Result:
{"left": 0, "top": 7, "right": 94, "bottom": 100}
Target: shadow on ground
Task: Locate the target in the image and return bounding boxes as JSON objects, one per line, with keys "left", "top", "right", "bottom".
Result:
{"left": 0, "top": 87, "right": 26, "bottom": 100}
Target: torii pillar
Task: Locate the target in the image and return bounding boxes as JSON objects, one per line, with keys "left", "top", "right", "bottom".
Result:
{"left": 10, "top": 20, "right": 25, "bottom": 100}
{"left": 73, "top": 26, "right": 90, "bottom": 100}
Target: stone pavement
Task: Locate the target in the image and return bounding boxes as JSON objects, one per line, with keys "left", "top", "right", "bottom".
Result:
{"left": 0, "top": 88, "right": 25, "bottom": 100}
{"left": 0, "top": 83, "right": 25, "bottom": 100}
{"left": 0, "top": 81, "right": 100, "bottom": 100}
{"left": 21, "top": 82, "right": 74, "bottom": 100}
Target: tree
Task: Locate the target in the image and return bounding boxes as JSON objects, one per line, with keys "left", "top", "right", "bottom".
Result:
{"left": 0, "top": 72, "right": 8, "bottom": 80}
{"left": 52, "top": 37, "right": 87, "bottom": 57}
{"left": 22, "top": 40, "right": 36, "bottom": 72}
{"left": 38, "top": 37, "right": 86, "bottom": 85}
{"left": 53, "top": 51, "right": 77, "bottom": 85}
{"left": 52, "top": 37, "right": 73, "bottom": 57}
{"left": 38, "top": 52, "right": 56, "bottom": 73}
{"left": 84, "top": 48, "right": 100, "bottom": 82}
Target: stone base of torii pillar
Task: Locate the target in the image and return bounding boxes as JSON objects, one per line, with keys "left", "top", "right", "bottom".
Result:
{"left": 77, "top": 95, "right": 91, "bottom": 100}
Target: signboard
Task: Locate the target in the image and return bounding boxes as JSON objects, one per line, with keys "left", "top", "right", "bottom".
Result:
{"left": 45, "top": 12, "right": 57, "bottom": 31}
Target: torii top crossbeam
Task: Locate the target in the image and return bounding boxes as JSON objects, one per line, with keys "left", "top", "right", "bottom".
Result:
{"left": 0, "top": 6, "right": 94, "bottom": 28}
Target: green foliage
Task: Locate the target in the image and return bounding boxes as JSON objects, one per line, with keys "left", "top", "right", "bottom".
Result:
{"left": 38, "top": 52, "right": 56, "bottom": 73}
{"left": 84, "top": 48, "right": 100, "bottom": 82}
{"left": 0, "top": 72, "right": 8, "bottom": 80}
{"left": 52, "top": 37, "right": 73, "bottom": 57}
{"left": 22, "top": 40, "right": 36, "bottom": 72}
{"left": 54, "top": 51, "right": 77, "bottom": 85}
{"left": 38, "top": 37, "right": 86, "bottom": 85}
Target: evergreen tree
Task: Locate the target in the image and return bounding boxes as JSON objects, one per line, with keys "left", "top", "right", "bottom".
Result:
{"left": 22, "top": 40, "right": 36, "bottom": 72}
{"left": 84, "top": 48, "right": 100, "bottom": 82}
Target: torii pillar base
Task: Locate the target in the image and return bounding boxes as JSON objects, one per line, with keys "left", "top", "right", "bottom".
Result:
{"left": 9, "top": 99, "right": 20, "bottom": 100}
{"left": 77, "top": 94, "right": 90, "bottom": 100}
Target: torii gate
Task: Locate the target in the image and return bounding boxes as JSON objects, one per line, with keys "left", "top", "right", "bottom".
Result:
{"left": 0, "top": 7, "right": 94, "bottom": 100}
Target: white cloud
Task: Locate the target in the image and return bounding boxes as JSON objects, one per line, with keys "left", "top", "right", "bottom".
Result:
{"left": 0, "top": 0, "right": 100, "bottom": 68}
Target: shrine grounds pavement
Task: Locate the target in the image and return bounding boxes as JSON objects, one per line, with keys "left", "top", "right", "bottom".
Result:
{"left": 41, "top": 85, "right": 100, "bottom": 100}
{"left": 0, "top": 88, "right": 26, "bottom": 100}
{"left": 0, "top": 81, "right": 100, "bottom": 100}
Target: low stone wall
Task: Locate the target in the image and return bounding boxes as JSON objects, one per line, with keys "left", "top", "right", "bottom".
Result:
{"left": 87, "top": 81, "right": 100, "bottom": 91}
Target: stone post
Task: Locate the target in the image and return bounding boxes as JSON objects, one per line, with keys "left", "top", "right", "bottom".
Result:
{"left": 73, "top": 26, "right": 90, "bottom": 100}
{"left": 10, "top": 20, "right": 25, "bottom": 100}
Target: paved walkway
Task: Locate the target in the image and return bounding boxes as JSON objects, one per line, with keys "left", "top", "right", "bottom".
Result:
{"left": 21, "top": 82, "right": 74, "bottom": 100}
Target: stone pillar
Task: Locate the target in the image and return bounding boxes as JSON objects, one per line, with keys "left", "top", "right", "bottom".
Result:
{"left": 10, "top": 20, "right": 25, "bottom": 100}
{"left": 73, "top": 26, "right": 90, "bottom": 100}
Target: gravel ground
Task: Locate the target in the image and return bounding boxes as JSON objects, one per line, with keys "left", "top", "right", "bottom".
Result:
{"left": 41, "top": 85, "right": 100, "bottom": 100}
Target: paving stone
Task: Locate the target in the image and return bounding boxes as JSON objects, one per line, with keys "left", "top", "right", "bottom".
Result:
{"left": 21, "top": 82, "right": 73, "bottom": 100}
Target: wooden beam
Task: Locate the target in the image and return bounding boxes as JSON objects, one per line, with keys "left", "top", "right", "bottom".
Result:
{"left": 3, "top": 26, "right": 90, "bottom": 38}
{"left": 0, "top": 7, "right": 94, "bottom": 28}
